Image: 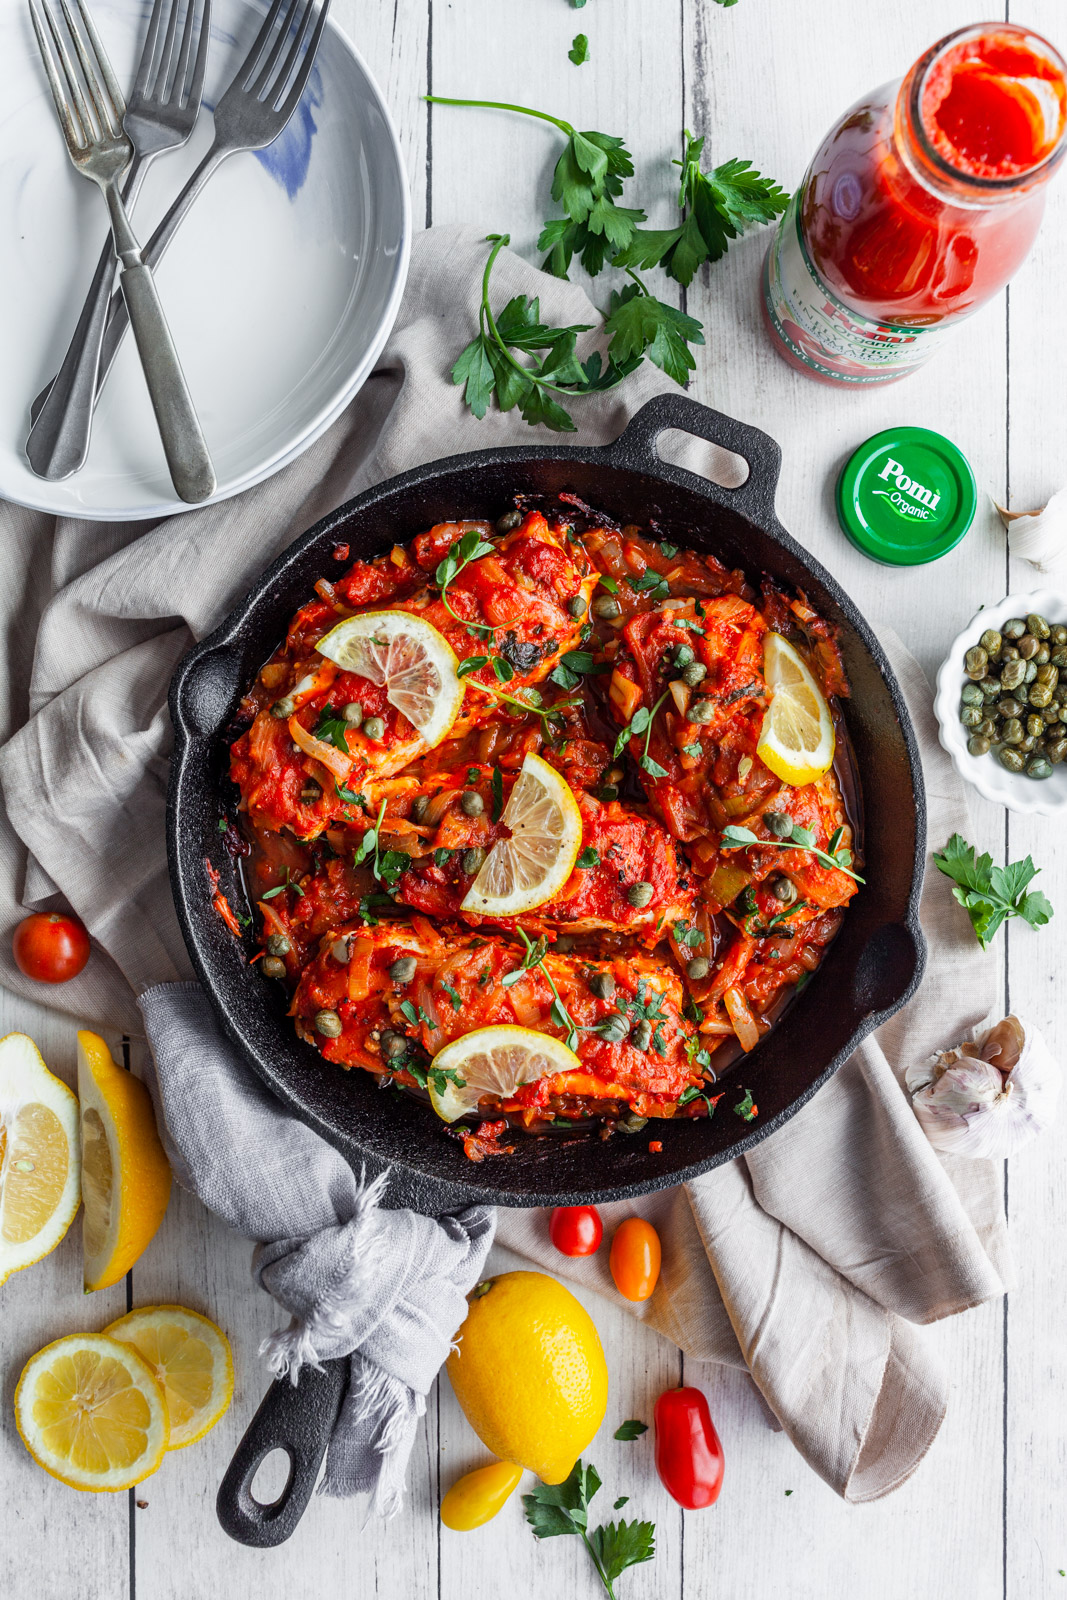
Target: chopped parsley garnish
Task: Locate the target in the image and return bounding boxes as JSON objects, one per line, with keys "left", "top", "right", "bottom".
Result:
{"left": 312, "top": 707, "right": 352, "bottom": 754}
{"left": 491, "top": 766, "right": 505, "bottom": 821}
{"left": 679, "top": 1083, "right": 718, "bottom": 1117}
{"left": 549, "top": 649, "right": 609, "bottom": 690}
{"left": 261, "top": 868, "right": 304, "bottom": 901}
{"left": 626, "top": 571, "right": 670, "bottom": 601}
{"left": 434, "top": 847, "right": 453, "bottom": 868}
{"left": 440, "top": 981, "right": 463, "bottom": 1012}
{"left": 613, "top": 1420, "right": 647, "bottom": 1441}
{"left": 217, "top": 817, "right": 228, "bottom": 833}
{"left": 334, "top": 778, "right": 361, "bottom": 804}
{"left": 597, "top": 574, "right": 620, "bottom": 594}
{"left": 568, "top": 31, "right": 589, "bottom": 65}
{"left": 466, "top": 767, "right": 481, "bottom": 784}
{"left": 681, "top": 741, "right": 703, "bottom": 759}
{"left": 659, "top": 541, "right": 679, "bottom": 559}
{"left": 673, "top": 919, "right": 704, "bottom": 948}
{"left": 576, "top": 846, "right": 600, "bottom": 869}
{"left": 733, "top": 1086, "right": 758, "bottom": 1122}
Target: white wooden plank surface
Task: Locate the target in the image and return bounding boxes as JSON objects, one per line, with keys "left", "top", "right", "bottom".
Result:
{"left": 3, "top": 0, "right": 1066, "bottom": 1596}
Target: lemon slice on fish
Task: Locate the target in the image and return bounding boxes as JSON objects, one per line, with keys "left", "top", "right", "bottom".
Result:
{"left": 461, "top": 753, "right": 583, "bottom": 916}
{"left": 757, "top": 633, "right": 836, "bottom": 787}
{"left": 315, "top": 611, "right": 464, "bottom": 748}
{"left": 428, "top": 1025, "right": 581, "bottom": 1123}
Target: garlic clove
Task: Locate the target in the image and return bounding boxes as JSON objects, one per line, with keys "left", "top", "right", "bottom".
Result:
{"left": 994, "top": 487, "right": 1067, "bottom": 575}
{"left": 980, "top": 1014, "right": 1025, "bottom": 1074}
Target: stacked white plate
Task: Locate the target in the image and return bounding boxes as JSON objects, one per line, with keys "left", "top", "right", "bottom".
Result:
{"left": 0, "top": 0, "right": 410, "bottom": 519}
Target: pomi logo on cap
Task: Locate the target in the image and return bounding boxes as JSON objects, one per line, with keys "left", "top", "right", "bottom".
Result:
{"left": 873, "top": 457, "right": 942, "bottom": 521}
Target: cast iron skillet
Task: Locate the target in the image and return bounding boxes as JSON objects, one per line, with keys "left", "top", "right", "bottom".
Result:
{"left": 168, "top": 394, "right": 927, "bottom": 1544}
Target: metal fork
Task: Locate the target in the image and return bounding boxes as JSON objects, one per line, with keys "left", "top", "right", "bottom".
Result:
{"left": 28, "top": 0, "right": 215, "bottom": 502}
{"left": 86, "top": 0, "right": 331, "bottom": 405}
{"left": 27, "top": 0, "right": 211, "bottom": 481}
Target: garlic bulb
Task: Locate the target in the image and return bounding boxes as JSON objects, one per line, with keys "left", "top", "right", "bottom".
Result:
{"left": 995, "top": 488, "right": 1067, "bottom": 575}
{"left": 906, "top": 1015, "right": 1060, "bottom": 1159}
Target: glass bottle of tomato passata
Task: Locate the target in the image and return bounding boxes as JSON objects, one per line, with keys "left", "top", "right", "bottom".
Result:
{"left": 762, "top": 22, "right": 1067, "bottom": 384}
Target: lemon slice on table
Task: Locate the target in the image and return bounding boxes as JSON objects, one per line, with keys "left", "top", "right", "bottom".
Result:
{"left": 78, "top": 1031, "right": 171, "bottom": 1293}
{"left": 428, "top": 1025, "right": 581, "bottom": 1123}
{"left": 0, "top": 1033, "right": 80, "bottom": 1287}
{"left": 104, "top": 1305, "right": 234, "bottom": 1450}
{"left": 315, "top": 610, "right": 464, "bottom": 748}
{"left": 15, "top": 1333, "right": 169, "bottom": 1492}
{"left": 757, "top": 633, "right": 836, "bottom": 786}
{"left": 461, "top": 753, "right": 583, "bottom": 917}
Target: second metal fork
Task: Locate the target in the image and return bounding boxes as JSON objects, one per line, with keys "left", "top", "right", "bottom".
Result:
{"left": 27, "top": 0, "right": 211, "bottom": 481}
{"left": 29, "top": 0, "right": 215, "bottom": 502}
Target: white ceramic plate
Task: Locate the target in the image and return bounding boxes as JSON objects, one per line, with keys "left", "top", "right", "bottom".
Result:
{"left": 0, "top": 0, "right": 410, "bottom": 520}
{"left": 934, "top": 589, "right": 1067, "bottom": 817}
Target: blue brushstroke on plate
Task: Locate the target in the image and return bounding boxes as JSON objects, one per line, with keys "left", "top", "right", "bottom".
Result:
{"left": 252, "top": 64, "right": 323, "bottom": 200}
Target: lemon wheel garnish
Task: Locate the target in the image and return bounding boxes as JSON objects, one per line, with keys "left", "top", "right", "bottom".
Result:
{"left": 0, "top": 1033, "right": 80, "bottom": 1288}
{"left": 428, "top": 1025, "right": 581, "bottom": 1123}
{"left": 315, "top": 610, "right": 464, "bottom": 749}
{"left": 15, "top": 1333, "right": 169, "bottom": 1492}
{"left": 461, "top": 753, "right": 583, "bottom": 917}
{"left": 104, "top": 1305, "right": 234, "bottom": 1450}
{"left": 757, "top": 633, "right": 836, "bottom": 786}
{"left": 78, "top": 1031, "right": 171, "bottom": 1294}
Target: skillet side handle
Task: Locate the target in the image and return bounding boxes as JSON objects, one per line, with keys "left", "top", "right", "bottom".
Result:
{"left": 601, "top": 393, "right": 783, "bottom": 520}
{"left": 216, "top": 1359, "right": 347, "bottom": 1547}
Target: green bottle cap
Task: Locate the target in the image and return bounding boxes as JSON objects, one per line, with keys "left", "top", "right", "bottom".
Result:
{"left": 835, "top": 426, "right": 977, "bottom": 565}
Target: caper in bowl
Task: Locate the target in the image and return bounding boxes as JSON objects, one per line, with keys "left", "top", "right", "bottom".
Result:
{"left": 934, "top": 589, "right": 1067, "bottom": 817}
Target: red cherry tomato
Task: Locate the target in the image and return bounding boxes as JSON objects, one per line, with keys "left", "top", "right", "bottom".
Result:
{"left": 549, "top": 1205, "right": 603, "bottom": 1257}
{"left": 654, "top": 1386, "right": 724, "bottom": 1509}
{"left": 12, "top": 912, "right": 90, "bottom": 984}
{"left": 609, "top": 1216, "right": 661, "bottom": 1302}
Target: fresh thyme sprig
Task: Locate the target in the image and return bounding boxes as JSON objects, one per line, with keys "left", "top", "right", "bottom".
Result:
{"left": 502, "top": 929, "right": 582, "bottom": 1050}
{"left": 720, "top": 822, "right": 865, "bottom": 884}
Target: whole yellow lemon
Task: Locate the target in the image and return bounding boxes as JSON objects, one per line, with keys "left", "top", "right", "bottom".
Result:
{"left": 445, "top": 1271, "right": 608, "bottom": 1484}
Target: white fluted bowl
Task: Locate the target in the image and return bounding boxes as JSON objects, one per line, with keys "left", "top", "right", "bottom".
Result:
{"left": 934, "top": 588, "right": 1067, "bottom": 816}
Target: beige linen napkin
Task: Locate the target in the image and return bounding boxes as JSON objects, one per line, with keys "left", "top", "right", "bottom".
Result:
{"left": 0, "top": 224, "right": 1009, "bottom": 1502}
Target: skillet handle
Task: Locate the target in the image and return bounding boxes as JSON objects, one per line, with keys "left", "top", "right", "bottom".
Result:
{"left": 216, "top": 1358, "right": 347, "bottom": 1547}
{"left": 602, "top": 393, "right": 782, "bottom": 520}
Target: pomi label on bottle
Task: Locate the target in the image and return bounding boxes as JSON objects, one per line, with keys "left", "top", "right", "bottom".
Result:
{"left": 762, "top": 192, "right": 957, "bottom": 385}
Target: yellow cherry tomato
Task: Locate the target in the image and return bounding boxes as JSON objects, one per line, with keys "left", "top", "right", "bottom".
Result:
{"left": 441, "top": 1459, "right": 524, "bottom": 1531}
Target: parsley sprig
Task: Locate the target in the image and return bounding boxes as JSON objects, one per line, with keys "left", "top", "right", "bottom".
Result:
{"left": 427, "top": 99, "right": 784, "bottom": 430}
{"left": 721, "top": 822, "right": 865, "bottom": 884}
{"left": 354, "top": 800, "right": 410, "bottom": 891}
{"left": 933, "top": 833, "right": 1053, "bottom": 950}
{"left": 434, "top": 526, "right": 495, "bottom": 629}
{"left": 523, "top": 1459, "right": 654, "bottom": 1600}
{"left": 502, "top": 929, "right": 582, "bottom": 1050}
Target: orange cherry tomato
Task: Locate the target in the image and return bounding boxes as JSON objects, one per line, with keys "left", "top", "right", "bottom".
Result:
{"left": 609, "top": 1216, "right": 661, "bottom": 1302}
{"left": 549, "top": 1205, "right": 603, "bottom": 1257}
{"left": 12, "top": 912, "right": 90, "bottom": 984}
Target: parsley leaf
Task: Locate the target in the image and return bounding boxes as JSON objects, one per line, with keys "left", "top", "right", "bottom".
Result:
{"left": 577, "top": 846, "right": 600, "bottom": 869}
{"left": 312, "top": 708, "right": 352, "bottom": 755}
{"left": 457, "top": 655, "right": 489, "bottom": 678}
{"left": 604, "top": 283, "right": 703, "bottom": 385}
{"left": 933, "top": 833, "right": 1054, "bottom": 950}
{"left": 491, "top": 766, "right": 504, "bottom": 822}
{"left": 523, "top": 1459, "right": 655, "bottom": 1598}
{"left": 439, "top": 981, "right": 463, "bottom": 1012}
{"left": 613, "top": 1420, "right": 647, "bottom": 1441}
{"left": 568, "top": 32, "right": 589, "bottom": 65}
{"left": 260, "top": 868, "right": 304, "bottom": 901}
{"left": 597, "top": 574, "right": 619, "bottom": 593}
{"left": 734, "top": 1086, "right": 758, "bottom": 1121}
{"left": 615, "top": 132, "right": 788, "bottom": 288}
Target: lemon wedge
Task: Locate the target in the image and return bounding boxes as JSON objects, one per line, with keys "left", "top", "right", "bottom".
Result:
{"left": 315, "top": 610, "right": 464, "bottom": 748}
{"left": 78, "top": 1031, "right": 171, "bottom": 1293}
{"left": 461, "top": 753, "right": 583, "bottom": 917}
{"left": 0, "top": 1033, "right": 80, "bottom": 1287}
{"left": 15, "top": 1333, "right": 169, "bottom": 1492}
{"left": 757, "top": 633, "right": 836, "bottom": 786}
{"left": 104, "top": 1305, "right": 234, "bottom": 1450}
{"left": 428, "top": 1025, "right": 581, "bottom": 1123}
